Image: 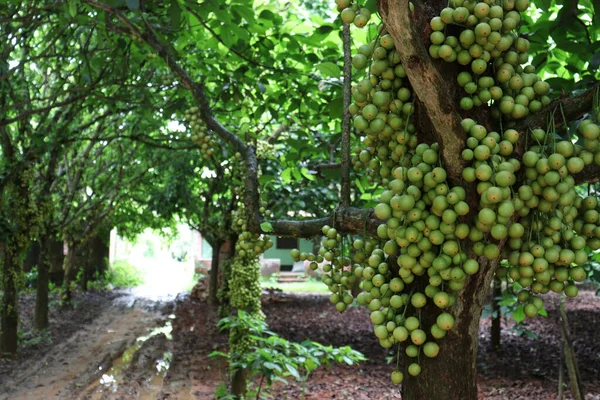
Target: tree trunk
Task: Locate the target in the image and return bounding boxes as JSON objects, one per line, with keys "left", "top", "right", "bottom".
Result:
{"left": 559, "top": 296, "right": 584, "bottom": 400}
{"left": 231, "top": 367, "right": 247, "bottom": 398}
{"left": 208, "top": 240, "right": 222, "bottom": 305}
{"left": 87, "top": 232, "right": 110, "bottom": 278}
{"left": 34, "top": 235, "right": 53, "bottom": 330}
{"left": 80, "top": 246, "right": 91, "bottom": 292}
{"left": 23, "top": 240, "right": 41, "bottom": 273}
{"left": 402, "top": 257, "right": 497, "bottom": 400}
{"left": 0, "top": 242, "right": 20, "bottom": 356}
{"left": 491, "top": 276, "right": 502, "bottom": 351}
{"left": 61, "top": 240, "right": 79, "bottom": 307}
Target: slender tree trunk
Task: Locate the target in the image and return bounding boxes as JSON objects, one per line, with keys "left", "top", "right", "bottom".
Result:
{"left": 208, "top": 240, "right": 223, "bottom": 305}
{"left": 559, "top": 296, "right": 584, "bottom": 400}
{"left": 80, "top": 246, "right": 91, "bottom": 292}
{"left": 231, "top": 368, "right": 247, "bottom": 398}
{"left": 61, "top": 240, "right": 78, "bottom": 307}
{"left": 491, "top": 276, "right": 502, "bottom": 351}
{"left": 0, "top": 242, "right": 20, "bottom": 356}
{"left": 34, "top": 235, "right": 52, "bottom": 330}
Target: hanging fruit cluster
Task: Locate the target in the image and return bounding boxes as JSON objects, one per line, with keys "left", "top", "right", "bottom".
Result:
{"left": 335, "top": 0, "right": 371, "bottom": 28}
{"left": 299, "top": 0, "right": 599, "bottom": 385}
{"left": 292, "top": 225, "right": 357, "bottom": 312}
{"left": 428, "top": 0, "right": 551, "bottom": 118}
{"left": 226, "top": 162, "right": 273, "bottom": 355}
{"left": 184, "top": 106, "right": 215, "bottom": 159}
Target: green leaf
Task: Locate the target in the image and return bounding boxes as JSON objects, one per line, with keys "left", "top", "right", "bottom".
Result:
{"left": 126, "top": 0, "right": 140, "bottom": 10}
{"left": 69, "top": 1, "right": 77, "bottom": 18}
{"left": 168, "top": 0, "right": 181, "bottom": 28}
{"left": 285, "top": 363, "right": 300, "bottom": 380}
{"left": 316, "top": 62, "right": 340, "bottom": 78}
{"left": 263, "top": 362, "right": 281, "bottom": 372}
{"left": 300, "top": 168, "right": 316, "bottom": 181}
{"left": 260, "top": 222, "right": 273, "bottom": 233}
{"left": 513, "top": 305, "right": 526, "bottom": 324}
{"left": 281, "top": 168, "right": 292, "bottom": 183}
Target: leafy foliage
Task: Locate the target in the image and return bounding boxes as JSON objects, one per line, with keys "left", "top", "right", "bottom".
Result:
{"left": 211, "top": 310, "right": 365, "bottom": 399}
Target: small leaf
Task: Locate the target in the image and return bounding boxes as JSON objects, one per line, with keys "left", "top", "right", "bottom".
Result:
{"left": 263, "top": 362, "right": 281, "bottom": 372}
{"left": 69, "top": 1, "right": 77, "bottom": 17}
{"left": 513, "top": 305, "right": 526, "bottom": 324}
{"left": 168, "top": 0, "right": 181, "bottom": 28}
{"left": 126, "top": 0, "right": 140, "bottom": 10}
{"left": 285, "top": 363, "right": 301, "bottom": 380}
{"left": 316, "top": 62, "right": 340, "bottom": 78}
{"left": 260, "top": 222, "right": 273, "bottom": 233}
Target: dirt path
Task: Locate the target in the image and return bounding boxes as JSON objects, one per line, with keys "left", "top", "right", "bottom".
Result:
{"left": 0, "top": 293, "right": 172, "bottom": 400}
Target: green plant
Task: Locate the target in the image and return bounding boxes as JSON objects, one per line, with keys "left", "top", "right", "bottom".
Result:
{"left": 210, "top": 310, "right": 366, "bottom": 399}
{"left": 23, "top": 266, "right": 38, "bottom": 290}
{"left": 87, "top": 261, "right": 144, "bottom": 290}
{"left": 19, "top": 329, "right": 52, "bottom": 348}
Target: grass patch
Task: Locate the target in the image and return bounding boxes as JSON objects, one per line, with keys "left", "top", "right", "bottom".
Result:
{"left": 94, "top": 260, "right": 144, "bottom": 289}
{"left": 260, "top": 277, "right": 329, "bottom": 293}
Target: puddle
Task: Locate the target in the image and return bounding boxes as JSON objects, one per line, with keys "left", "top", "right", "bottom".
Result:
{"left": 84, "top": 319, "right": 174, "bottom": 398}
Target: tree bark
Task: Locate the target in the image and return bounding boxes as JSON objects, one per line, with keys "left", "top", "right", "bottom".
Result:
{"left": 80, "top": 246, "right": 92, "bottom": 292}
{"left": 0, "top": 242, "right": 19, "bottom": 356}
{"left": 23, "top": 240, "right": 41, "bottom": 273}
{"left": 491, "top": 276, "right": 502, "bottom": 351}
{"left": 231, "top": 368, "right": 247, "bottom": 398}
{"left": 208, "top": 240, "right": 223, "bottom": 306}
{"left": 88, "top": 231, "right": 110, "bottom": 278}
{"left": 401, "top": 254, "right": 498, "bottom": 400}
{"left": 34, "top": 234, "right": 53, "bottom": 330}
{"left": 559, "top": 296, "right": 584, "bottom": 400}
{"left": 61, "top": 239, "right": 79, "bottom": 307}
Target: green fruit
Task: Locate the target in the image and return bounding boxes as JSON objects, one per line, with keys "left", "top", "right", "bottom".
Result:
{"left": 352, "top": 54, "right": 368, "bottom": 69}
{"left": 391, "top": 370, "right": 404, "bottom": 384}
{"left": 436, "top": 312, "right": 455, "bottom": 331}
{"left": 410, "top": 329, "right": 427, "bottom": 345}
{"left": 405, "top": 316, "right": 420, "bottom": 331}
{"left": 408, "top": 363, "right": 421, "bottom": 376}
{"left": 423, "top": 342, "right": 440, "bottom": 358}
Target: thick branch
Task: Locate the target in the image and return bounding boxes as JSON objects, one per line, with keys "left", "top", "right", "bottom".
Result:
{"left": 312, "top": 162, "right": 342, "bottom": 172}
{"left": 573, "top": 164, "right": 600, "bottom": 185}
{"left": 379, "top": 0, "right": 466, "bottom": 181}
{"left": 265, "top": 207, "right": 380, "bottom": 238}
{"left": 341, "top": 23, "right": 352, "bottom": 208}
{"left": 267, "top": 124, "right": 289, "bottom": 144}
{"left": 515, "top": 82, "right": 599, "bottom": 133}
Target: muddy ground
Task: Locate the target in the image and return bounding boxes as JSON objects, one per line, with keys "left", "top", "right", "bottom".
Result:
{"left": 0, "top": 287, "right": 599, "bottom": 399}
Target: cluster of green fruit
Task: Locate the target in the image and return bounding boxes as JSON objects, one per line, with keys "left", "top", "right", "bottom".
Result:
{"left": 460, "top": 117, "right": 595, "bottom": 315}
{"left": 335, "top": 0, "right": 371, "bottom": 28}
{"left": 348, "top": 30, "right": 416, "bottom": 186}
{"left": 184, "top": 107, "right": 215, "bottom": 159}
{"left": 579, "top": 114, "right": 600, "bottom": 165}
{"left": 429, "top": 0, "right": 550, "bottom": 118}
{"left": 291, "top": 225, "right": 357, "bottom": 312}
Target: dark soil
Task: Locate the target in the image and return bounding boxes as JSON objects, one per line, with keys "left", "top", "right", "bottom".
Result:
{"left": 1, "top": 287, "right": 599, "bottom": 400}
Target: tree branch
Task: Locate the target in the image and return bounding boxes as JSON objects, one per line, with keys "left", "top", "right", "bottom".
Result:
{"left": 379, "top": 0, "right": 466, "bottom": 181}
{"left": 340, "top": 23, "right": 352, "bottom": 208}
{"left": 515, "top": 82, "right": 599, "bottom": 133}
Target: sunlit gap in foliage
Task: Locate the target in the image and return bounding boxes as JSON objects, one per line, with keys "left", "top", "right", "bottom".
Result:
{"left": 110, "top": 223, "right": 198, "bottom": 300}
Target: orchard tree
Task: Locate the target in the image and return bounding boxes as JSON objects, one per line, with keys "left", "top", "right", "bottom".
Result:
{"left": 54, "top": 0, "right": 600, "bottom": 398}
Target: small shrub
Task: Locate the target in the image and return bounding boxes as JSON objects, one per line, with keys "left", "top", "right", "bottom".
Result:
{"left": 88, "top": 261, "right": 144, "bottom": 290}
{"left": 210, "top": 310, "right": 366, "bottom": 399}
